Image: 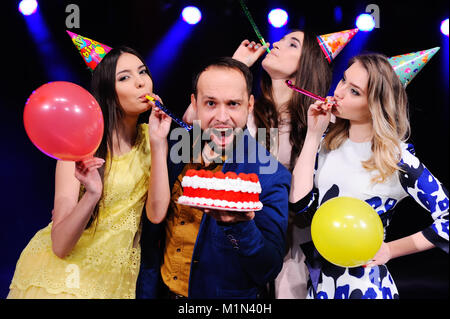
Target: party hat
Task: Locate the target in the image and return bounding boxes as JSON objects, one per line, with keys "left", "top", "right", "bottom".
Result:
{"left": 66, "top": 30, "right": 112, "bottom": 71}
{"left": 388, "top": 47, "right": 440, "bottom": 87}
{"left": 317, "top": 28, "right": 359, "bottom": 63}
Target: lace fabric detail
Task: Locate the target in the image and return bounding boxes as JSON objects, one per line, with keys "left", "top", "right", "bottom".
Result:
{"left": 9, "top": 124, "right": 151, "bottom": 299}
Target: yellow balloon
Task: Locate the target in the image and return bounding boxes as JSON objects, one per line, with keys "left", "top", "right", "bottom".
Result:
{"left": 311, "top": 196, "right": 384, "bottom": 268}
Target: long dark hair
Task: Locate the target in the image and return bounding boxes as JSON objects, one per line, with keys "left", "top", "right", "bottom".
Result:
{"left": 253, "top": 30, "right": 332, "bottom": 171}
{"left": 86, "top": 46, "right": 152, "bottom": 228}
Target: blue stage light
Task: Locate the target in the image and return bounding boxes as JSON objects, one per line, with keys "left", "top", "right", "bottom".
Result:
{"left": 356, "top": 13, "right": 375, "bottom": 32}
{"left": 441, "top": 18, "right": 449, "bottom": 37}
{"left": 268, "top": 9, "right": 288, "bottom": 28}
{"left": 334, "top": 6, "right": 343, "bottom": 23}
{"left": 181, "top": 6, "right": 202, "bottom": 25}
{"left": 19, "top": 0, "right": 38, "bottom": 16}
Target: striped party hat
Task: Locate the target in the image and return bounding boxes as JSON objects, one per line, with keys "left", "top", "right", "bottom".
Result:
{"left": 317, "top": 28, "right": 359, "bottom": 63}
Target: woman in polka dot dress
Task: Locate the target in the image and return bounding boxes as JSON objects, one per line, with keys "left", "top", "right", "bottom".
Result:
{"left": 289, "top": 53, "right": 448, "bottom": 299}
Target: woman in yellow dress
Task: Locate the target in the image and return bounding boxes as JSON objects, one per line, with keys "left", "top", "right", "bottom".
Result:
{"left": 8, "top": 46, "right": 162, "bottom": 298}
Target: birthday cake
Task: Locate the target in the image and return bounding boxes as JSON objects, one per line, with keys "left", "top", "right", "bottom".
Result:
{"left": 178, "top": 169, "right": 263, "bottom": 211}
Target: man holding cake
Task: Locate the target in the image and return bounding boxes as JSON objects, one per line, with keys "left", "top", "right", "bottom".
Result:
{"left": 137, "top": 57, "right": 291, "bottom": 299}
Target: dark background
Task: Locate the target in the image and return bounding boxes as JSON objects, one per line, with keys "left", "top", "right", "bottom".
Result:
{"left": 0, "top": 0, "right": 448, "bottom": 299}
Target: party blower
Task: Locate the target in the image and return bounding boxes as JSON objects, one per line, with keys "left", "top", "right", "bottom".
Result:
{"left": 145, "top": 95, "right": 192, "bottom": 131}
{"left": 239, "top": 0, "right": 271, "bottom": 53}
{"left": 285, "top": 80, "right": 336, "bottom": 105}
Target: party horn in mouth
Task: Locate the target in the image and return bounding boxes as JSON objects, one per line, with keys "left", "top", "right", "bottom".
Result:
{"left": 145, "top": 95, "right": 192, "bottom": 131}
{"left": 239, "top": 0, "right": 271, "bottom": 53}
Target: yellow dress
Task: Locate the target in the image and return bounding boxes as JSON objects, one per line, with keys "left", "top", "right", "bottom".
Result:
{"left": 8, "top": 124, "right": 151, "bottom": 299}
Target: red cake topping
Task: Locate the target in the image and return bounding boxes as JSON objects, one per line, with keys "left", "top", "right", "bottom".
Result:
{"left": 225, "top": 171, "right": 237, "bottom": 179}
{"left": 248, "top": 173, "right": 259, "bottom": 183}
{"left": 238, "top": 173, "right": 250, "bottom": 181}
{"left": 204, "top": 170, "right": 214, "bottom": 178}
{"left": 185, "top": 169, "right": 197, "bottom": 177}
{"left": 214, "top": 171, "right": 226, "bottom": 179}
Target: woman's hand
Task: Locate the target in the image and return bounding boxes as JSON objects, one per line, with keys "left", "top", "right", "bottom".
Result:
{"left": 306, "top": 98, "right": 334, "bottom": 138}
{"left": 289, "top": 100, "right": 333, "bottom": 203}
{"left": 148, "top": 93, "right": 172, "bottom": 146}
{"left": 74, "top": 157, "right": 104, "bottom": 197}
{"left": 363, "top": 232, "right": 435, "bottom": 268}
{"left": 363, "top": 242, "right": 392, "bottom": 268}
{"left": 232, "top": 39, "right": 270, "bottom": 67}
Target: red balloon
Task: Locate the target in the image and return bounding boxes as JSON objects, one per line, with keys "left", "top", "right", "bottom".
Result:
{"left": 23, "top": 81, "right": 104, "bottom": 161}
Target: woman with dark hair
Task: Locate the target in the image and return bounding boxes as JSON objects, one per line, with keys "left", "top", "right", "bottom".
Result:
{"left": 243, "top": 30, "right": 332, "bottom": 170}
{"left": 249, "top": 30, "right": 332, "bottom": 299}
{"left": 183, "top": 29, "right": 333, "bottom": 298}
{"left": 8, "top": 46, "right": 161, "bottom": 299}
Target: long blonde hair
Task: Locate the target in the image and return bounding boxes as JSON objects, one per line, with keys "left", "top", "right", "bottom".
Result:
{"left": 323, "top": 53, "right": 410, "bottom": 183}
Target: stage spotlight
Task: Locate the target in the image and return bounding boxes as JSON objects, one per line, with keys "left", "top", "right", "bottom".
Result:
{"left": 19, "top": 0, "right": 38, "bottom": 16}
{"left": 356, "top": 13, "right": 375, "bottom": 31}
{"left": 441, "top": 18, "right": 449, "bottom": 37}
{"left": 181, "top": 6, "right": 202, "bottom": 25}
{"left": 268, "top": 9, "right": 288, "bottom": 28}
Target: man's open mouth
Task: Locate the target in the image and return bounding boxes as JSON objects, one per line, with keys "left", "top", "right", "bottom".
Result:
{"left": 209, "top": 127, "right": 234, "bottom": 148}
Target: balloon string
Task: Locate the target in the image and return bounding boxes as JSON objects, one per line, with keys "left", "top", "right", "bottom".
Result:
{"left": 239, "top": 0, "right": 271, "bottom": 53}
{"left": 145, "top": 95, "right": 192, "bottom": 131}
